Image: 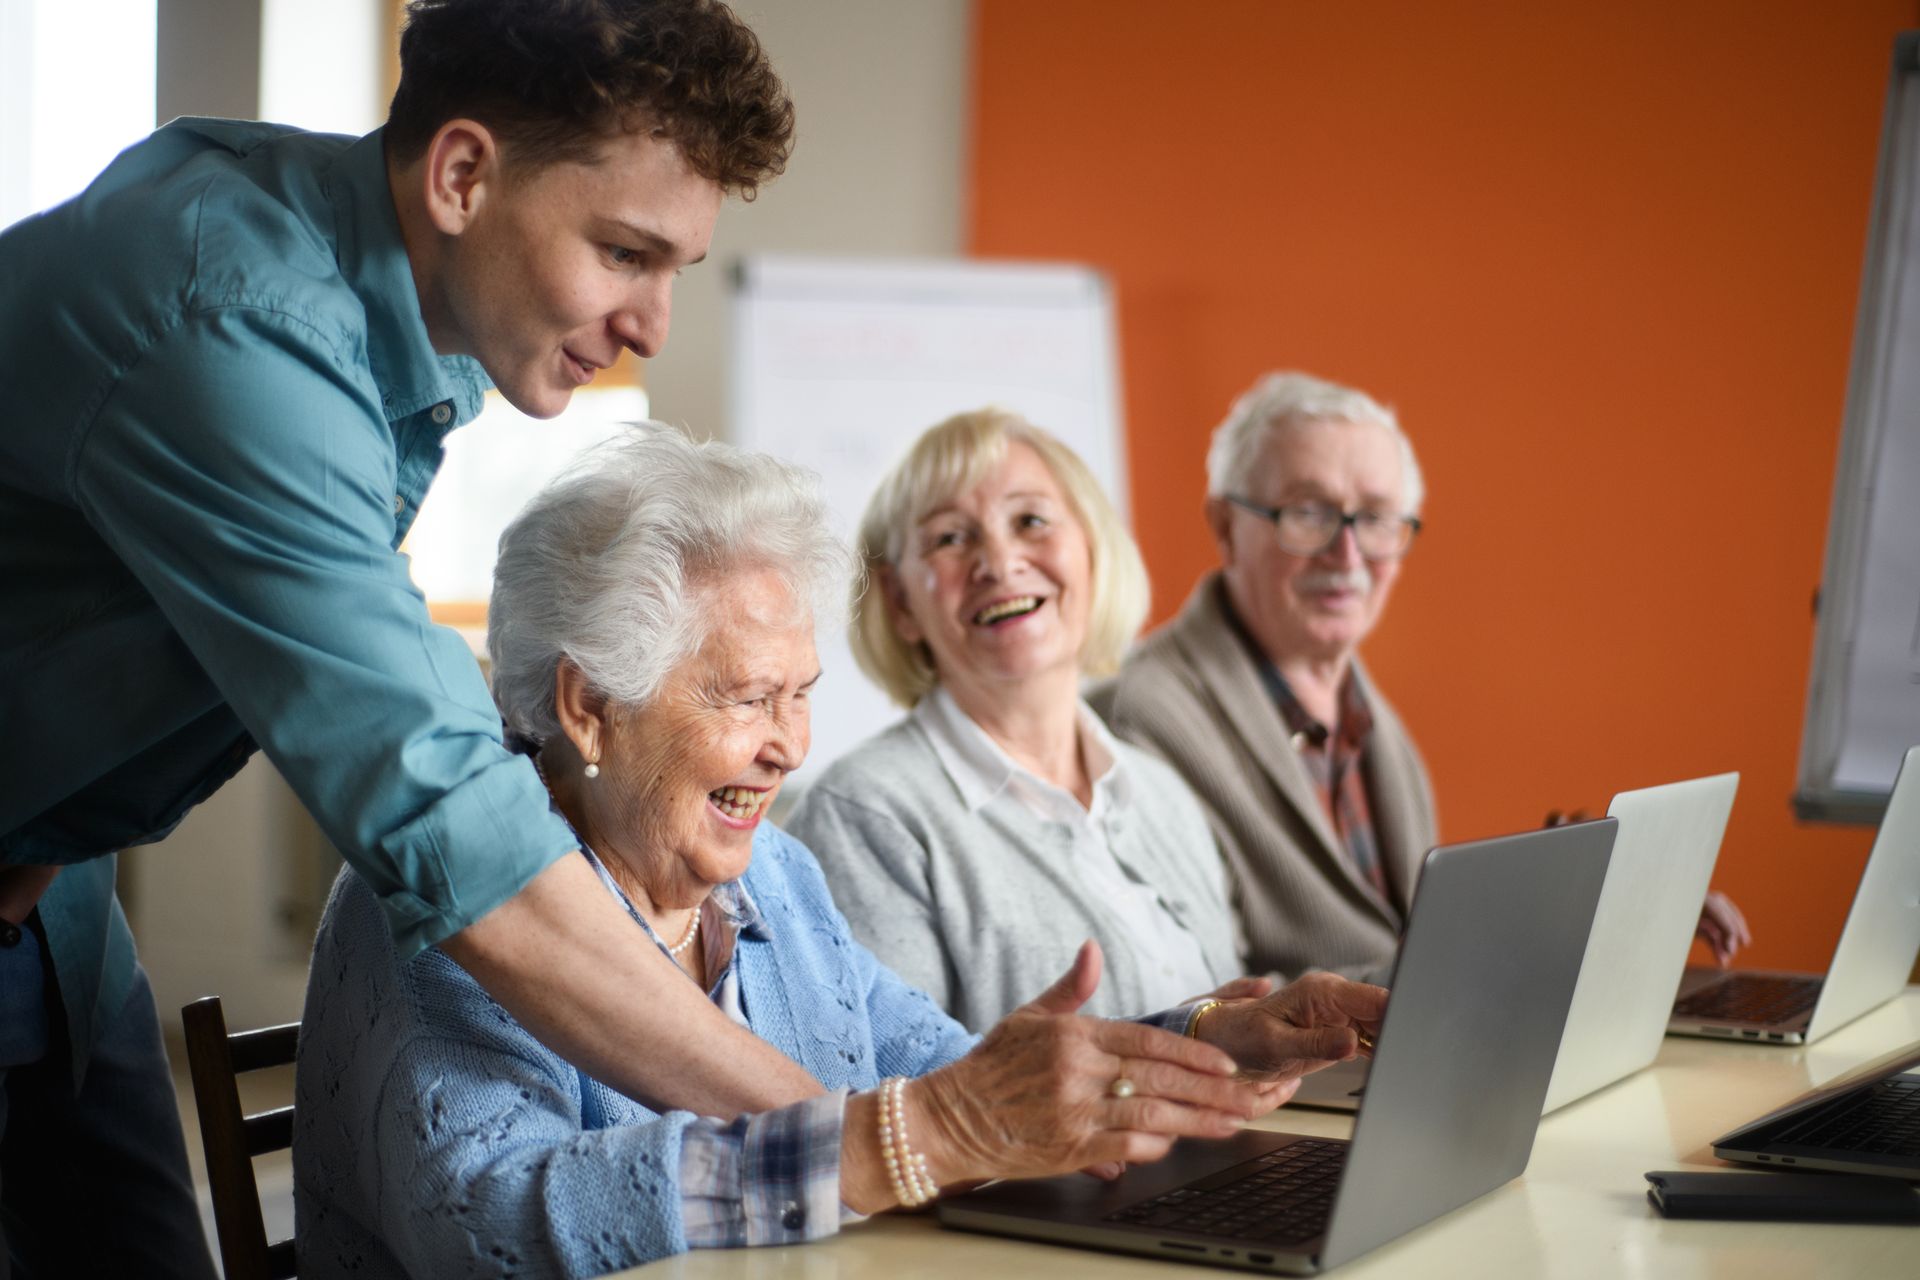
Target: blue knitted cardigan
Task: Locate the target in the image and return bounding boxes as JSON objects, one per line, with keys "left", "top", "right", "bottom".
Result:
{"left": 292, "top": 823, "right": 978, "bottom": 1278}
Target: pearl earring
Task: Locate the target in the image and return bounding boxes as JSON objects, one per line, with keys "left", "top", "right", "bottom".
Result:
{"left": 584, "top": 760, "right": 600, "bottom": 780}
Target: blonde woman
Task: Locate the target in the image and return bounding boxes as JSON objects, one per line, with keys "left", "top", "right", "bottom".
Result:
{"left": 790, "top": 410, "right": 1254, "bottom": 1031}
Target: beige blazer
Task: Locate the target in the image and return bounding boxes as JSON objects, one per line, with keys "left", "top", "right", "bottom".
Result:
{"left": 1092, "top": 573, "right": 1436, "bottom": 982}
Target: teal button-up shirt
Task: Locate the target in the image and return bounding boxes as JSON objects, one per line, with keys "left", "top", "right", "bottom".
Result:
{"left": 0, "top": 119, "right": 578, "bottom": 1080}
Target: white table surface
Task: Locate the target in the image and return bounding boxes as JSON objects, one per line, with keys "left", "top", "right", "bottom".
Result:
{"left": 624, "top": 989, "right": 1920, "bottom": 1279}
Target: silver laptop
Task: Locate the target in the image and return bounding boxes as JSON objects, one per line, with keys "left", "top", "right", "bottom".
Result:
{"left": 1293, "top": 773, "right": 1740, "bottom": 1114}
{"left": 1668, "top": 744, "right": 1920, "bottom": 1046}
{"left": 937, "top": 820, "right": 1617, "bottom": 1275}
{"left": 1713, "top": 1038, "right": 1920, "bottom": 1178}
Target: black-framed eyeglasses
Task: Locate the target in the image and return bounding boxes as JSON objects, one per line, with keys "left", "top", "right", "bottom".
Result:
{"left": 1225, "top": 495, "right": 1422, "bottom": 561}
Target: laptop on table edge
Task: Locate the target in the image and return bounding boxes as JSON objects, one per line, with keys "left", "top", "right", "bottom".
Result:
{"left": 936, "top": 819, "right": 1618, "bottom": 1275}
{"left": 1713, "top": 1037, "right": 1920, "bottom": 1180}
{"left": 1668, "top": 743, "right": 1920, "bottom": 1046}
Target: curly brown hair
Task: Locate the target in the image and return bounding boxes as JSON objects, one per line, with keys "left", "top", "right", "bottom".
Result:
{"left": 386, "top": 0, "right": 794, "bottom": 197}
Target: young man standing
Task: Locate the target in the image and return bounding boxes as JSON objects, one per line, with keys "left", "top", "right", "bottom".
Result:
{"left": 0, "top": 3, "right": 813, "bottom": 1272}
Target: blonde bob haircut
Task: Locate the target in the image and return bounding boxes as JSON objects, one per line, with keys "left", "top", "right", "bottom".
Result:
{"left": 852, "top": 407, "right": 1151, "bottom": 709}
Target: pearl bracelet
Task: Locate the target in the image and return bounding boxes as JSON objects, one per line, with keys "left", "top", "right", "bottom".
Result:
{"left": 877, "top": 1076, "right": 938, "bottom": 1207}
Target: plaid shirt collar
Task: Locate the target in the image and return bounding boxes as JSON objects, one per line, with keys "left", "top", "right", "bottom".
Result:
{"left": 1214, "top": 580, "right": 1375, "bottom": 753}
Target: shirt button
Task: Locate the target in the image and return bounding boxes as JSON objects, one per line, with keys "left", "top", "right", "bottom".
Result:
{"left": 779, "top": 1202, "right": 806, "bottom": 1231}
{"left": 1290, "top": 731, "right": 1309, "bottom": 752}
{"left": 0, "top": 920, "right": 20, "bottom": 949}
{"left": 393, "top": 494, "right": 406, "bottom": 514}
{"left": 430, "top": 402, "right": 453, "bottom": 425}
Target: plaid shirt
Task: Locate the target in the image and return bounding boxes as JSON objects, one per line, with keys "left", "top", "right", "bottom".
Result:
{"left": 581, "top": 848, "right": 1199, "bottom": 1248}
{"left": 1219, "top": 590, "right": 1392, "bottom": 906}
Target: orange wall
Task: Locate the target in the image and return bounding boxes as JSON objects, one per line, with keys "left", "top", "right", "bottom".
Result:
{"left": 969, "top": 1, "right": 1918, "bottom": 973}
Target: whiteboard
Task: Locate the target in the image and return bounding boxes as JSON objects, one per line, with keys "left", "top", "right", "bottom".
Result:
{"left": 1797, "top": 33, "right": 1920, "bottom": 822}
{"left": 730, "top": 255, "right": 1124, "bottom": 779}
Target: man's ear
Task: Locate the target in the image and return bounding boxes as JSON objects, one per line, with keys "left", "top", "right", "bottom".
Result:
{"left": 874, "top": 564, "right": 926, "bottom": 646}
{"left": 552, "top": 659, "right": 610, "bottom": 765}
{"left": 419, "top": 118, "right": 501, "bottom": 236}
{"left": 1204, "top": 496, "right": 1237, "bottom": 566}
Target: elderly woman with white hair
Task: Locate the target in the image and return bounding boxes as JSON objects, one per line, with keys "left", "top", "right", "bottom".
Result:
{"left": 787, "top": 408, "right": 1358, "bottom": 1033}
{"left": 291, "top": 426, "right": 1384, "bottom": 1279}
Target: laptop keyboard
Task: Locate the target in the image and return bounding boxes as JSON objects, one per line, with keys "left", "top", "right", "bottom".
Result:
{"left": 1105, "top": 1138, "right": 1347, "bottom": 1246}
{"left": 1773, "top": 1076, "right": 1920, "bottom": 1157}
{"left": 1672, "top": 973, "right": 1821, "bottom": 1025}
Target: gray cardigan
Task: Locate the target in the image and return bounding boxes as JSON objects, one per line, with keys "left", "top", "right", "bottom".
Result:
{"left": 787, "top": 712, "right": 1240, "bottom": 1032}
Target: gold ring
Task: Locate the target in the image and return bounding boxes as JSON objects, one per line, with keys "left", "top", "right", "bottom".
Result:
{"left": 1357, "top": 1029, "right": 1377, "bottom": 1053}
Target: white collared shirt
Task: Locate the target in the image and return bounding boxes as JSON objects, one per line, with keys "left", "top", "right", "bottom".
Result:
{"left": 912, "top": 686, "right": 1219, "bottom": 1008}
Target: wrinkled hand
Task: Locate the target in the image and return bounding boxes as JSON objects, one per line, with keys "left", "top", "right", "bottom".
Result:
{"left": 1695, "top": 890, "right": 1752, "bottom": 966}
{"left": 1196, "top": 972, "right": 1389, "bottom": 1083}
{"left": 1088, "top": 973, "right": 1285, "bottom": 1179}
{"left": 912, "top": 941, "right": 1268, "bottom": 1185}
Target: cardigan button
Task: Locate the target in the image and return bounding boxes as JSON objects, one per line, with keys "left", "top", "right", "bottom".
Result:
{"left": 0, "top": 920, "right": 19, "bottom": 949}
{"left": 780, "top": 1201, "right": 807, "bottom": 1231}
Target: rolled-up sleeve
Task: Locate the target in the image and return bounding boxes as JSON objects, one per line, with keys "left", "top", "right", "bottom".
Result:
{"left": 71, "top": 306, "right": 574, "bottom": 954}
{"left": 678, "top": 1091, "right": 854, "bottom": 1248}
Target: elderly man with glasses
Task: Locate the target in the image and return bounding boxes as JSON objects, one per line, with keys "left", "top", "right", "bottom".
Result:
{"left": 1096, "top": 371, "right": 1744, "bottom": 983}
{"left": 1094, "top": 372, "right": 1428, "bottom": 983}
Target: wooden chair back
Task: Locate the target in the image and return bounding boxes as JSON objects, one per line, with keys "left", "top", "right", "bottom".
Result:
{"left": 182, "top": 995, "right": 299, "bottom": 1280}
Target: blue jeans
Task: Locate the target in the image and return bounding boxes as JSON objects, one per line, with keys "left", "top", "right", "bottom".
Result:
{"left": 0, "top": 913, "right": 217, "bottom": 1280}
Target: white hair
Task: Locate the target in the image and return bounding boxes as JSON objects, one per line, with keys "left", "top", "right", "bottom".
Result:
{"left": 487, "top": 424, "right": 850, "bottom": 744}
{"left": 1204, "top": 371, "right": 1425, "bottom": 514}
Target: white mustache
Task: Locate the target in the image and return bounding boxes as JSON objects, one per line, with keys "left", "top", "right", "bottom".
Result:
{"left": 1295, "top": 567, "right": 1372, "bottom": 595}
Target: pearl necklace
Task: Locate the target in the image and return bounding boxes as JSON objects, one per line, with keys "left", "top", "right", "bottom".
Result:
{"left": 667, "top": 907, "right": 701, "bottom": 959}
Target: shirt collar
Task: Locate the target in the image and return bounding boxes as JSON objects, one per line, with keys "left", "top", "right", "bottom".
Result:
{"left": 911, "top": 684, "right": 1128, "bottom": 816}
{"left": 1215, "top": 578, "right": 1375, "bottom": 753}
{"left": 323, "top": 128, "right": 490, "bottom": 428}
{"left": 709, "top": 874, "right": 771, "bottom": 941}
